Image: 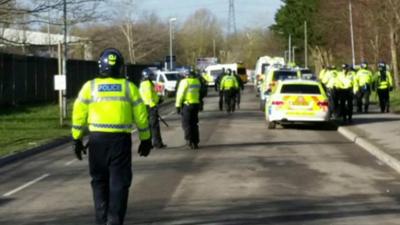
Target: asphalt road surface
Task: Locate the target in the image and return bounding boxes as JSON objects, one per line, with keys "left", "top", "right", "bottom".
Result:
{"left": 1, "top": 87, "right": 400, "bottom": 225}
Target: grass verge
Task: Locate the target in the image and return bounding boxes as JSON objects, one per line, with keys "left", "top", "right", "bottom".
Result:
{"left": 0, "top": 102, "right": 72, "bottom": 157}
{"left": 390, "top": 89, "right": 400, "bottom": 113}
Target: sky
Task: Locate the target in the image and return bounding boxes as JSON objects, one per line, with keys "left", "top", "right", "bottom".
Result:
{"left": 133, "top": 0, "right": 282, "bottom": 30}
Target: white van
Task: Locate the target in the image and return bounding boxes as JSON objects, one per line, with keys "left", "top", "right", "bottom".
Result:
{"left": 203, "top": 63, "right": 247, "bottom": 86}
{"left": 154, "top": 70, "right": 180, "bottom": 96}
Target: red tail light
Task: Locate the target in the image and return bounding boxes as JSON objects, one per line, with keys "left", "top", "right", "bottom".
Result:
{"left": 272, "top": 101, "right": 284, "bottom": 106}
{"left": 317, "top": 101, "right": 329, "bottom": 107}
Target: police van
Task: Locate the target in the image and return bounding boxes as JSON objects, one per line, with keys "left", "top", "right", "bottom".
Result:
{"left": 203, "top": 63, "right": 247, "bottom": 86}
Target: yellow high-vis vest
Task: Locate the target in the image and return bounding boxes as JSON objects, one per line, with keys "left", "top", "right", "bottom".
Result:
{"left": 139, "top": 79, "right": 159, "bottom": 108}
{"left": 71, "top": 77, "right": 150, "bottom": 140}
{"left": 175, "top": 77, "right": 201, "bottom": 107}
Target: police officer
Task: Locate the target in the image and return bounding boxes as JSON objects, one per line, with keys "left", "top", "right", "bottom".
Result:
{"left": 374, "top": 62, "right": 393, "bottom": 113}
{"left": 215, "top": 68, "right": 226, "bottom": 111}
{"left": 233, "top": 70, "right": 244, "bottom": 109}
{"left": 176, "top": 70, "right": 203, "bottom": 149}
{"left": 337, "top": 64, "right": 355, "bottom": 123}
{"left": 71, "top": 48, "right": 152, "bottom": 225}
{"left": 220, "top": 68, "right": 239, "bottom": 113}
{"left": 355, "top": 62, "right": 373, "bottom": 113}
{"left": 139, "top": 70, "right": 167, "bottom": 149}
{"left": 324, "top": 65, "right": 339, "bottom": 117}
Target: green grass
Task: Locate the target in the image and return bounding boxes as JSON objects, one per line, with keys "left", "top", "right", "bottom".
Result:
{"left": 390, "top": 89, "right": 400, "bottom": 113}
{"left": 0, "top": 102, "right": 72, "bottom": 157}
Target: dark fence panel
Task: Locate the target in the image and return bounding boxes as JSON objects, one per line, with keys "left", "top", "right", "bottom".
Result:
{"left": 0, "top": 52, "right": 155, "bottom": 106}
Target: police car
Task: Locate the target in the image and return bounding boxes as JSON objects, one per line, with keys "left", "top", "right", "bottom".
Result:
{"left": 265, "top": 80, "right": 330, "bottom": 129}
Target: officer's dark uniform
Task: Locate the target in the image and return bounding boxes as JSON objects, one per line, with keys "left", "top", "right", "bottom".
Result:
{"left": 215, "top": 70, "right": 226, "bottom": 111}
{"left": 220, "top": 73, "right": 239, "bottom": 113}
{"left": 176, "top": 71, "right": 204, "bottom": 149}
{"left": 337, "top": 65, "right": 355, "bottom": 123}
{"left": 375, "top": 63, "right": 393, "bottom": 113}
{"left": 71, "top": 48, "right": 152, "bottom": 225}
{"left": 233, "top": 71, "right": 244, "bottom": 109}
{"left": 139, "top": 71, "right": 166, "bottom": 148}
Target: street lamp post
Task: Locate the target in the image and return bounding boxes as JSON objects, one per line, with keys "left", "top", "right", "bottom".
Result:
{"left": 349, "top": 0, "right": 356, "bottom": 66}
{"left": 169, "top": 18, "right": 176, "bottom": 71}
{"left": 292, "top": 46, "right": 297, "bottom": 65}
{"left": 288, "top": 34, "right": 292, "bottom": 64}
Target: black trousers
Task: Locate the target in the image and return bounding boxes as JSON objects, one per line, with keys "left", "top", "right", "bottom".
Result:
{"left": 149, "top": 106, "right": 163, "bottom": 147}
{"left": 182, "top": 104, "right": 200, "bottom": 145}
{"left": 218, "top": 91, "right": 224, "bottom": 111}
{"left": 89, "top": 132, "right": 132, "bottom": 225}
{"left": 377, "top": 88, "right": 390, "bottom": 112}
{"left": 332, "top": 88, "right": 340, "bottom": 116}
{"left": 339, "top": 88, "right": 353, "bottom": 121}
{"left": 236, "top": 90, "right": 241, "bottom": 107}
{"left": 356, "top": 88, "right": 371, "bottom": 113}
{"left": 224, "top": 89, "right": 237, "bottom": 112}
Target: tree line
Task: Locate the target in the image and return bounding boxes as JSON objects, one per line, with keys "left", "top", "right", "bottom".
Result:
{"left": 272, "top": 0, "right": 400, "bottom": 88}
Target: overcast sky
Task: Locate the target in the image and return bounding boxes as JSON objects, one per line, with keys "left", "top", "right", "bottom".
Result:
{"left": 133, "top": 0, "right": 282, "bottom": 30}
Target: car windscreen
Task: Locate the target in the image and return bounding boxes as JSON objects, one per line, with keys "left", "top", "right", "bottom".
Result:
{"left": 273, "top": 71, "right": 298, "bottom": 81}
{"left": 165, "top": 73, "right": 178, "bottom": 81}
{"left": 261, "top": 63, "right": 270, "bottom": 73}
{"left": 237, "top": 68, "right": 246, "bottom": 75}
{"left": 211, "top": 69, "right": 223, "bottom": 78}
{"left": 300, "top": 70, "right": 316, "bottom": 80}
{"left": 280, "top": 84, "right": 321, "bottom": 94}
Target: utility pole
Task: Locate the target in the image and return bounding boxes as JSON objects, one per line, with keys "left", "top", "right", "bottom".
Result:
{"left": 169, "top": 18, "right": 176, "bottom": 71}
{"left": 62, "top": 0, "right": 67, "bottom": 119}
{"left": 349, "top": 0, "right": 356, "bottom": 66}
{"left": 304, "top": 21, "right": 308, "bottom": 68}
{"left": 288, "top": 34, "right": 292, "bottom": 64}
{"left": 213, "top": 39, "right": 216, "bottom": 57}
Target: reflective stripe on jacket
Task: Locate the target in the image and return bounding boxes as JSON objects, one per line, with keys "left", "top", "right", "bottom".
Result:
{"left": 375, "top": 71, "right": 393, "bottom": 90}
{"left": 139, "top": 79, "right": 159, "bottom": 108}
{"left": 71, "top": 78, "right": 150, "bottom": 140}
{"left": 220, "top": 75, "right": 239, "bottom": 90}
{"left": 175, "top": 77, "right": 201, "bottom": 107}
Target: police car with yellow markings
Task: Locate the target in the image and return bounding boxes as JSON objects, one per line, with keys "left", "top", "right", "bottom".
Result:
{"left": 265, "top": 79, "right": 330, "bottom": 129}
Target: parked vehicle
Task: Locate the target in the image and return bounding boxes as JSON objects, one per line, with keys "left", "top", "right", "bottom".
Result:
{"left": 154, "top": 70, "right": 179, "bottom": 97}
{"left": 259, "top": 68, "right": 299, "bottom": 111}
{"left": 203, "top": 63, "right": 248, "bottom": 86}
{"left": 265, "top": 80, "right": 330, "bottom": 129}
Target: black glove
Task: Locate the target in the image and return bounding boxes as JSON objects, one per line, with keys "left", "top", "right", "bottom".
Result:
{"left": 176, "top": 107, "right": 181, "bottom": 114}
{"left": 73, "top": 139, "right": 87, "bottom": 160}
{"left": 138, "top": 139, "right": 152, "bottom": 157}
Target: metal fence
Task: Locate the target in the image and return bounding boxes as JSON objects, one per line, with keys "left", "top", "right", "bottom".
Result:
{"left": 0, "top": 52, "right": 154, "bottom": 106}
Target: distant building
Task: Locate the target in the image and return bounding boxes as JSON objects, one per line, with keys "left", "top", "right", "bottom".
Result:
{"left": 0, "top": 28, "right": 93, "bottom": 60}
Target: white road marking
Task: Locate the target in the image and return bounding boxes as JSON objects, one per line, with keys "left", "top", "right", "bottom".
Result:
{"left": 65, "top": 159, "right": 78, "bottom": 166}
{"left": 3, "top": 173, "right": 50, "bottom": 197}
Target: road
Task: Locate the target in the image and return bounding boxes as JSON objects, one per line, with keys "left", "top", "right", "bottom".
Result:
{"left": 1, "top": 88, "right": 400, "bottom": 225}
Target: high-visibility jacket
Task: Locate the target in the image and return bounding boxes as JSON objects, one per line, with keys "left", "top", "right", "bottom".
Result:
{"left": 220, "top": 75, "right": 239, "bottom": 91}
{"left": 374, "top": 71, "right": 393, "bottom": 90}
{"left": 337, "top": 70, "right": 357, "bottom": 93}
{"left": 139, "top": 79, "right": 159, "bottom": 108}
{"left": 319, "top": 68, "right": 327, "bottom": 82}
{"left": 326, "top": 69, "right": 338, "bottom": 89}
{"left": 355, "top": 68, "right": 373, "bottom": 87}
{"left": 71, "top": 77, "right": 150, "bottom": 140}
{"left": 175, "top": 77, "right": 201, "bottom": 107}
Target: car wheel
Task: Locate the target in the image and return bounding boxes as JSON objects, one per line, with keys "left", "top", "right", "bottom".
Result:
{"left": 268, "top": 121, "right": 276, "bottom": 129}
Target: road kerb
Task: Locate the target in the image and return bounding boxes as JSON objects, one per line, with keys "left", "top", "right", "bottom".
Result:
{"left": 338, "top": 127, "right": 400, "bottom": 174}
